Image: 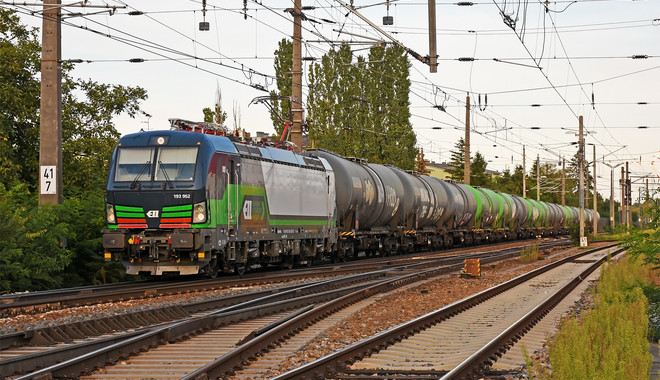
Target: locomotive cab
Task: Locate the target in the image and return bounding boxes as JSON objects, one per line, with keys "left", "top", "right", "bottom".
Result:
{"left": 103, "top": 130, "right": 225, "bottom": 276}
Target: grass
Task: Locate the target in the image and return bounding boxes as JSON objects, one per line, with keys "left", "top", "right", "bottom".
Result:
{"left": 520, "top": 244, "right": 541, "bottom": 263}
{"left": 525, "top": 255, "right": 653, "bottom": 380}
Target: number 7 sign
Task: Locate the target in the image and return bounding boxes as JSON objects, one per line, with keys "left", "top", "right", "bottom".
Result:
{"left": 40, "top": 165, "right": 57, "bottom": 195}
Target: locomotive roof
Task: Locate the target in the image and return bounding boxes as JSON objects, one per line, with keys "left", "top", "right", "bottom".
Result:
{"left": 117, "top": 129, "right": 326, "bottom": 169}
{"left": 117, "top": 129, "right": 237, "bottom": 153}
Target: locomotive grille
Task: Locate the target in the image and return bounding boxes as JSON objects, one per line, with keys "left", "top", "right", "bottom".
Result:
{"left": 116, "top": 205, "right": 147, "bottom": 228}
{"left": 159, "top": 204, "right": 193, "bottom": 228}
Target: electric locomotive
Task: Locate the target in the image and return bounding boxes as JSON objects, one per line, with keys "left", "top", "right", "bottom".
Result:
{"left": 103, "top": 120, "right": 336, "bottom": 276}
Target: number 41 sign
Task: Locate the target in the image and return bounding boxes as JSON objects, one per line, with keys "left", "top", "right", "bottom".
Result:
{"left": 40, "top": 166, "right": 57, "bottom": 195}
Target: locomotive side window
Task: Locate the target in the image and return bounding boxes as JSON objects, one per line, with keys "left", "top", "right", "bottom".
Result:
{"left": 115, "top": 148, "right": 155, "bottom": 182}
{"left": 155, "top": 147, "right": 198, "bottom": 181}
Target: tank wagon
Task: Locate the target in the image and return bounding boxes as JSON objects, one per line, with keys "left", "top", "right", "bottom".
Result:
{"left": 103, "top": 123, "right": 596, "bottom": 276}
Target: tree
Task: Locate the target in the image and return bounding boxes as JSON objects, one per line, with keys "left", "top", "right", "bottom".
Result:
{"left": 447, "top": 138, "right": 466, "bottom": 181}
{"left": 202, "top": 83, "right": 227, "bottom": 125}
{"left": 304, "top": 44, "right": 415, "bottom": 169}
{"left": 470, "top": 152, "right": 491, "bottom": 187}
{"left": 447, "top": 138, "right": 491, "bottom": 186}
{"left": 270, "top": 39, "right": 293, "bottom": 137}
{"left": 0, "top": 9, "right": 149, "bottom": 290}
{"left": 0, "top": 9, "right": 41, "bottom": 188}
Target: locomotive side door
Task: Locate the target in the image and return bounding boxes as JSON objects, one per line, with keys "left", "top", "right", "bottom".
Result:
{"left": 227, "top": 157, "right": 240, "bottom": 237}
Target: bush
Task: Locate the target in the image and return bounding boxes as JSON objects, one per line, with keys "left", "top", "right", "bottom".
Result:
{"left": 541, "top": 257, "right": 652, "bottom": 380}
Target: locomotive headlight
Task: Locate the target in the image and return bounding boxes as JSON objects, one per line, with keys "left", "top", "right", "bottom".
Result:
{"left": 193, "top": 201, "right": 207, "bottom": 223}
{"left": 106, "top": 204, "right": 116, "bottom": 224}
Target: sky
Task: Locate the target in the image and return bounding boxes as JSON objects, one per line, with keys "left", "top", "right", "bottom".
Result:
{"left": 6, "top": 0, "right": 660, "bottom": 205}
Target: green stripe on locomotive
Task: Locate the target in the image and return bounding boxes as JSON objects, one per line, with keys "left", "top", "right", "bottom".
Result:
{"left": 191, "top": 183, "right": 335, "bottom": 229}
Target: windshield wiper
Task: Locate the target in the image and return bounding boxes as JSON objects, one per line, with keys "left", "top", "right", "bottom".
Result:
{"left": 158, "top": 160, "right": 174, "bottom": 189}
{"left": 130, "top": 161, "right": 151, "bottom": 189}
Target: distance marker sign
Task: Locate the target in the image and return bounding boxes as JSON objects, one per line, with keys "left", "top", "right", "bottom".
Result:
{"left": 40, "top": 165, "right": 57, "bottom": 195}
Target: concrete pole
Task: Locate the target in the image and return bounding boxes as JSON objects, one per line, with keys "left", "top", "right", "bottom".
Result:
{"left": 427, "top": 0, "right": 437, "bottom": 73}
{"left": 464, "top": 95, "right": 470, "bottom": 185}
{"left": 536, "top": 154, "right": 540, "bottom": 201}
{"left": 626, "top": 162, "right": 632, "bottom": 226}
{"left": 593, "top": 145, "right": 597, "bottom": 234}
{"left": 578, "top": 116, "right": 585, "bottom": 246}
{"left": 522, "top": 146, "right": 526, "bottom": 198}
{"left": 621, "top": 166, "right": 626, "bottom": 226}
{"left": 610, "top": 167, "right": 615, "bottom": 229}
{"left": 561, "top": 157, "right": 566, "bottom": 206}
{"left": 39, "top": 0, "right": 63, "bottom": 205}
{"left": 290, "top": 0, "right": 303, "bottom": 151}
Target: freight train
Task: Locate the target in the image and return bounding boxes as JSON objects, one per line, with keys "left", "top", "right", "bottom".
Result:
{"left": 102, "top": 120, "right": 597, "bottom": 276}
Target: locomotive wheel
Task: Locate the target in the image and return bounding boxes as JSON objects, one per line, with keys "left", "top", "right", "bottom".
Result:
{"left": 205, "top": 251, "right": 220, "bottom": 279}
{"left": 206, "top": 260, "right": 219, "bottom": 279}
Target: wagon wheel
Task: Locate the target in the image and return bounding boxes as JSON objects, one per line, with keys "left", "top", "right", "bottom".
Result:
{"left": 280, "top": 255, "right": 294, "bottom": 270}
{"left": 234, "top": 263, "right": 247, "bottom": 277}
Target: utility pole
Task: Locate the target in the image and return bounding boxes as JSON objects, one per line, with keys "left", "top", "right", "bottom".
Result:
{"left": 626, "top": 162, "right": 632, "bottom": 227}
{"left": 536, "top": 154, "right": 540, "bottom": 201}
{"left": 621, "top": 166, "right": 626, "bottom": 226}
{"left": 578, "top": 116, "right": 586, "bottom": 247}
{"left": 561, "top": 157, "right": 566, "bottom": 206}
{"left": 464, "top": 94, "right": 470, "bottom": 185}
{"left": 592, "top": 145, "right": 597, "bottom": 234}
{"left": 39, "top": 0, "right": 63, "bottom": 205}
{"left": 427, "top": 0, "right": 437, "bottom": 73}
{"left": 290, "top": 0, "right": 304, "bottom": 151}
{"left": 522, "top": 145, "right": 526, "bottom": 198}
{"left": 602, "top": 160, "right": 622, "bottom": 230}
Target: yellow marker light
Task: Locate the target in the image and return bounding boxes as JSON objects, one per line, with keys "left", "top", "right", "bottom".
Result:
{"left": 104, "top": 252, "right": 111, "bottom": 260}
{"left": 198, "top": 252, "right": 205, "bottom": 259}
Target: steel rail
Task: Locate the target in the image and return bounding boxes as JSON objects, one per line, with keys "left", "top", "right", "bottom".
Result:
{"left": 1, "top": 239, "right": 568, "bottom": 317}
{"left": 178, "top": 240, "right": 569, "bottom": 379}
{"left": 442, "top": 247, "right": 624, "bottom": 379}
{"left": 5, "top": 273, "right": 391, "bottom": 379}
{"left": 270, "top": 243, "right": 619, "bottom": 379}
{"left": 3, "top": 240, "right": 570, "bottom": 378}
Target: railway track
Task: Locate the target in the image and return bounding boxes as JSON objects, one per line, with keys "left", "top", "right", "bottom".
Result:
{"left": 1, "top": 239, "right": 573, "bottom": 379}
{"left": 0, "top": 238, "right": 567, "bottom": 319}
{"left": 271, "top": 244, "right": 621, "bottom": 379}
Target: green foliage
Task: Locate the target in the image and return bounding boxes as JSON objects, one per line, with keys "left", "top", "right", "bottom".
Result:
{"left": 622, "top": 199, "right": 660, "bottom": 267}
{"left": 0, "top": 184, "right": 71, "bottom": 291}
{"left": 544, "top": 257, "right": 652, "bottom": 380}
{"left": 201, "top": 85, "right": 227, "bottom": 125}
{"left": 202, "top": 107, "right": 214, "bottom": 123}
{"left": 447, "top": 138, "right": 492, "bottom": 186}
{"left": 0, "top": 9, "right": 148, "bottom": 291}
{"left": 304, "top": 44, "right": 415, "bottom": 169}
{"left": 520, "top": 244, "right": 540, "bottom": 263}
{"left": 0, "top": 9, "right": 41, "bottom": 188}
{"left": 270, "top": 39, "right": 293, "bottom": 136}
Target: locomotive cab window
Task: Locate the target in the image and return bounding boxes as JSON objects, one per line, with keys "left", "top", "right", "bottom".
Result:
{"left": 115, "top": 148, "right": 155, "bottom": 182}
{"left": 155, "top": 147, "right": 198, "bottom": 181}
